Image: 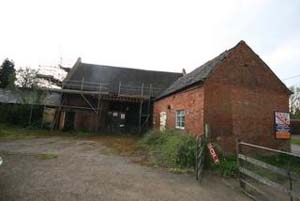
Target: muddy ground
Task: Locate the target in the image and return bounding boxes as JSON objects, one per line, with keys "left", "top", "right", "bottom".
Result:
{"left": 0, "top": 136, "right": 249, "bottom": 201}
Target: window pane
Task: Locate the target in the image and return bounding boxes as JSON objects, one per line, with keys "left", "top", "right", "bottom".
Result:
{"left": 176, "top": 110, "right": 185, "bottom": 128}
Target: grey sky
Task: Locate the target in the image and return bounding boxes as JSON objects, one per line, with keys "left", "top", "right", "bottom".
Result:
{"left": 0, "top": 0, "right": 299, "bottom": 86}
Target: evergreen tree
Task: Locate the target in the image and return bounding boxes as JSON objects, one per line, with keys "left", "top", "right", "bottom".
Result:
{"left": 0, "top": 58, "right": 16, "bottom": 88}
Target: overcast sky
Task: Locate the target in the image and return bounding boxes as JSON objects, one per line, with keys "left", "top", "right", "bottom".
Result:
{"left": 0, "top": 0, "right": 299, "bottom": 86}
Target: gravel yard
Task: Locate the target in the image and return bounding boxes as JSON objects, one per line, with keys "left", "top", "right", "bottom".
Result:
{"left": 0, "top": 136, "right": 249, "bottom": 201}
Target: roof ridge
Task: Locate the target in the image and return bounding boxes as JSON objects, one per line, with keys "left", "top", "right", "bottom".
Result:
{"left": 156, "top": 41, "right": 244, "bottom": 100}
{"left": 80, "top": 62, "right": 182, "bottom": 75}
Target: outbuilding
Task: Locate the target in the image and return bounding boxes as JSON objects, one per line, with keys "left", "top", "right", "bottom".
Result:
{"left": 57, "top": 59, "right": 182, "bottom": 133}
{"left": 153, "top": 41, "right": 291, "bottom": 153}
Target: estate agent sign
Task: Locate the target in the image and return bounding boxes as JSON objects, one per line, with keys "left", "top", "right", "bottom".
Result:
{"left": 274, "top": 112, "right": 290, "bottom": 139}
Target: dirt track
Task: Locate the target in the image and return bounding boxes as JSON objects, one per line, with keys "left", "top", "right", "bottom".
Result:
{"left": 0, "top": 137, "right": 249, "bottom": 201}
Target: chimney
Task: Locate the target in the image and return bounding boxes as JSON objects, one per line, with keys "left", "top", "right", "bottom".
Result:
{"left": 182, "top": 68, "right": 187, "bottom": 76}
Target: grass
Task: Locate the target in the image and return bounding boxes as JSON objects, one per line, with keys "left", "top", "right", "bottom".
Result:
{"left": 0, "top": 124, "right": 70, "bottom": 140}
{"left": 212, "top": 155, "right": 239, "bottom": 177}
{"left": 291, "top": 137, "right": 300, "bottom": 145}
{"left": 0, "top": 150, "right": 58, "bottom": 160}
{"left": 2, "top": 123, "right": 297, "bottom": 178}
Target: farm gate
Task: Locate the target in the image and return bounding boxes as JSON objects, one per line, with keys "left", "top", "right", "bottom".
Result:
{"left": 237, "top": 141, "right": 300, "bottom": 201}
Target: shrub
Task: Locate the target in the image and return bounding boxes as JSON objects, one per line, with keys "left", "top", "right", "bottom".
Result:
{"left": 141, "top": 129, "right": 196, "bottom": 168}
{"left": 216, "top": 155, "right": 238, "bottom": 177}
{"left": 0, "top": 103, "right": 43, "bottom": 127}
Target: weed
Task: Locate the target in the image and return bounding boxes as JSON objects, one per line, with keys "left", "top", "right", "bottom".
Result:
{"left": 140, "top": 129, "right": 196, "bottom": 170}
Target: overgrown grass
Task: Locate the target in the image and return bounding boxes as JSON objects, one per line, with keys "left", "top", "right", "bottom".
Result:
{"left": 291, "top": 137, "right": 300, "bottom": 145}
{"left": 212, "top": 155, "right": 239, "bottom": 177}
{"left": 140, "top": 129, "right": 196, "bottom": 170}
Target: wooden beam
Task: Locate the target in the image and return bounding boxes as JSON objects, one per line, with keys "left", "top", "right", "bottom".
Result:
{"left": 239, "top": 142, "right": 300, "bottom": 158}
{"left": 238, "top": 154, "right": 291, "bottom": 178}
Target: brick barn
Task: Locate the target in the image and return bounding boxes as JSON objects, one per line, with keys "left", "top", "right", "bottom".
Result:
{"left": 153, "top": 41, "right": 291, "bottom": 153}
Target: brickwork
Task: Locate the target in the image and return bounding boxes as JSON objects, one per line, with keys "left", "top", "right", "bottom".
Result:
{"left": 204, "top": 41, "right": 290, "bottom": 153}
{"left": 153, "top": 85, "right": 204, "bottom": 136}
{"left": 154, "top": 41, "right": 290, "bottom": 153}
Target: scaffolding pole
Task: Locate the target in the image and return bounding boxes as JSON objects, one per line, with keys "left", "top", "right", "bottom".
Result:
{"left": 138, "top": 100, "right": 143, "bottom": 134}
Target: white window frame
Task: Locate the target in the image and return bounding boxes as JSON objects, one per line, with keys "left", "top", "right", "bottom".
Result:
{"left": 176, "top": 110, "right": 185, "bottom": 129}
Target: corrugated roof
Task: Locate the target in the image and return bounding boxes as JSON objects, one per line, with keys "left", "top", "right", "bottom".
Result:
{"left": 0, "top": 88, "right": 61, "bottom": 106}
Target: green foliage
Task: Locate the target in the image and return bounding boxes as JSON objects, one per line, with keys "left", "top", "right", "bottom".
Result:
{"left": 201, "top": 143, "right": 238, "bottom": 177}
{"left": 0, "top": 58, "right": 16, "bottom": 88}
{"left": 141, "top": 129, "right": 196, "bottom": 168}
{"left": 0, "top": 103, "right": 43, "bottom": 126}
{"left": 291, "top": 138, "right": 300, "bottom": 145}
{"left": 291, "top": 108, "right": 300, "bottom": 119}
{"left": 215, "top": 155, "right": 238, "bottom": 177}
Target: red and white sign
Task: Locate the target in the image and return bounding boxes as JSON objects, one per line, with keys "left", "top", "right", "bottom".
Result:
{"left": 207, "top": 143, "right": 220, "bottom": 164}
{"left": 274, "top": 112, "right": 290, "bottom": 139}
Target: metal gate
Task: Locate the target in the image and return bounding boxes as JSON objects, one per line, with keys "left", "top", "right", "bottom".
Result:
{"left": 237, "top": 141, "right": 300, "bottom": 201}
{"left": 196, "top": 124, "right": 210, "bottom": 182}
{"left": 196, "top": 135, "right": 206, "bottom": 181}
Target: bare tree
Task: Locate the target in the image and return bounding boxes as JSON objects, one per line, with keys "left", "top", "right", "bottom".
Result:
{"left": 16, "top": 67, "right": 40, "bottom": 89}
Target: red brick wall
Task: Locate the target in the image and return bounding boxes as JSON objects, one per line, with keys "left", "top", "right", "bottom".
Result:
{"left": 154, "top": 41, "right": 290, "bottom": 153}
{"left": 204, "top": 41, "right": 290, "bottom": 153}
{"left": 153, "top": 85, "right": 204, "bottom": 136}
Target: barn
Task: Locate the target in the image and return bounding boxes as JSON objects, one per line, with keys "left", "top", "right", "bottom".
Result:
{"left": 56, "top": 58, "right": 182, "bottom": 133}
{"left": 153, "top": 41, "right": 291, "bottom": 153}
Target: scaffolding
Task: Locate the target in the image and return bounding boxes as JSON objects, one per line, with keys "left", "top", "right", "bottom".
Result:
{"left": 44, "top": 79, "right": 164, "bottom": 133}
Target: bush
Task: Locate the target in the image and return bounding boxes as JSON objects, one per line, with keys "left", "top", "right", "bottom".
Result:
{"left": 141, "top": 129, "right": 196, "bottom": 168}
{"left": 0, "top": 103, "right": 43, "bottom": 127}
{"left": 215, "top": 155, "right": 238, "bottom": 177}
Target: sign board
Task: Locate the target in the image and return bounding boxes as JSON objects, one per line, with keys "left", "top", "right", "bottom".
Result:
{"left": 207, "top": 143, "right": 220, "bottom": 164}
{"left": 159, "top": 112, "right": 167, "bottom": 131}
{"left": 274, "top": 112, "right": 290, "bottom": 139}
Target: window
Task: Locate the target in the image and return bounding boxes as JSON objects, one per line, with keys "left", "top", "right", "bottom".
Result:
{"left": 176, "top": 110, "right": 185, "bottom": 129}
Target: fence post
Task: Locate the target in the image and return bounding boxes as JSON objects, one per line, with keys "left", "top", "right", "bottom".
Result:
{"left": 288, "top": 168, "right": 293, "bottom": 201}
{"left": 236, "top": 138, "right": 245, "bottom": 190}
{"left": 196, "top": 136, "right": 199, "bottom": 180}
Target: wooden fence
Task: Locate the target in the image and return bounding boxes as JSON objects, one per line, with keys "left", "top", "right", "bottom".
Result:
{"left": 237, "top": 141, "right": 300, "bottom": 201}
